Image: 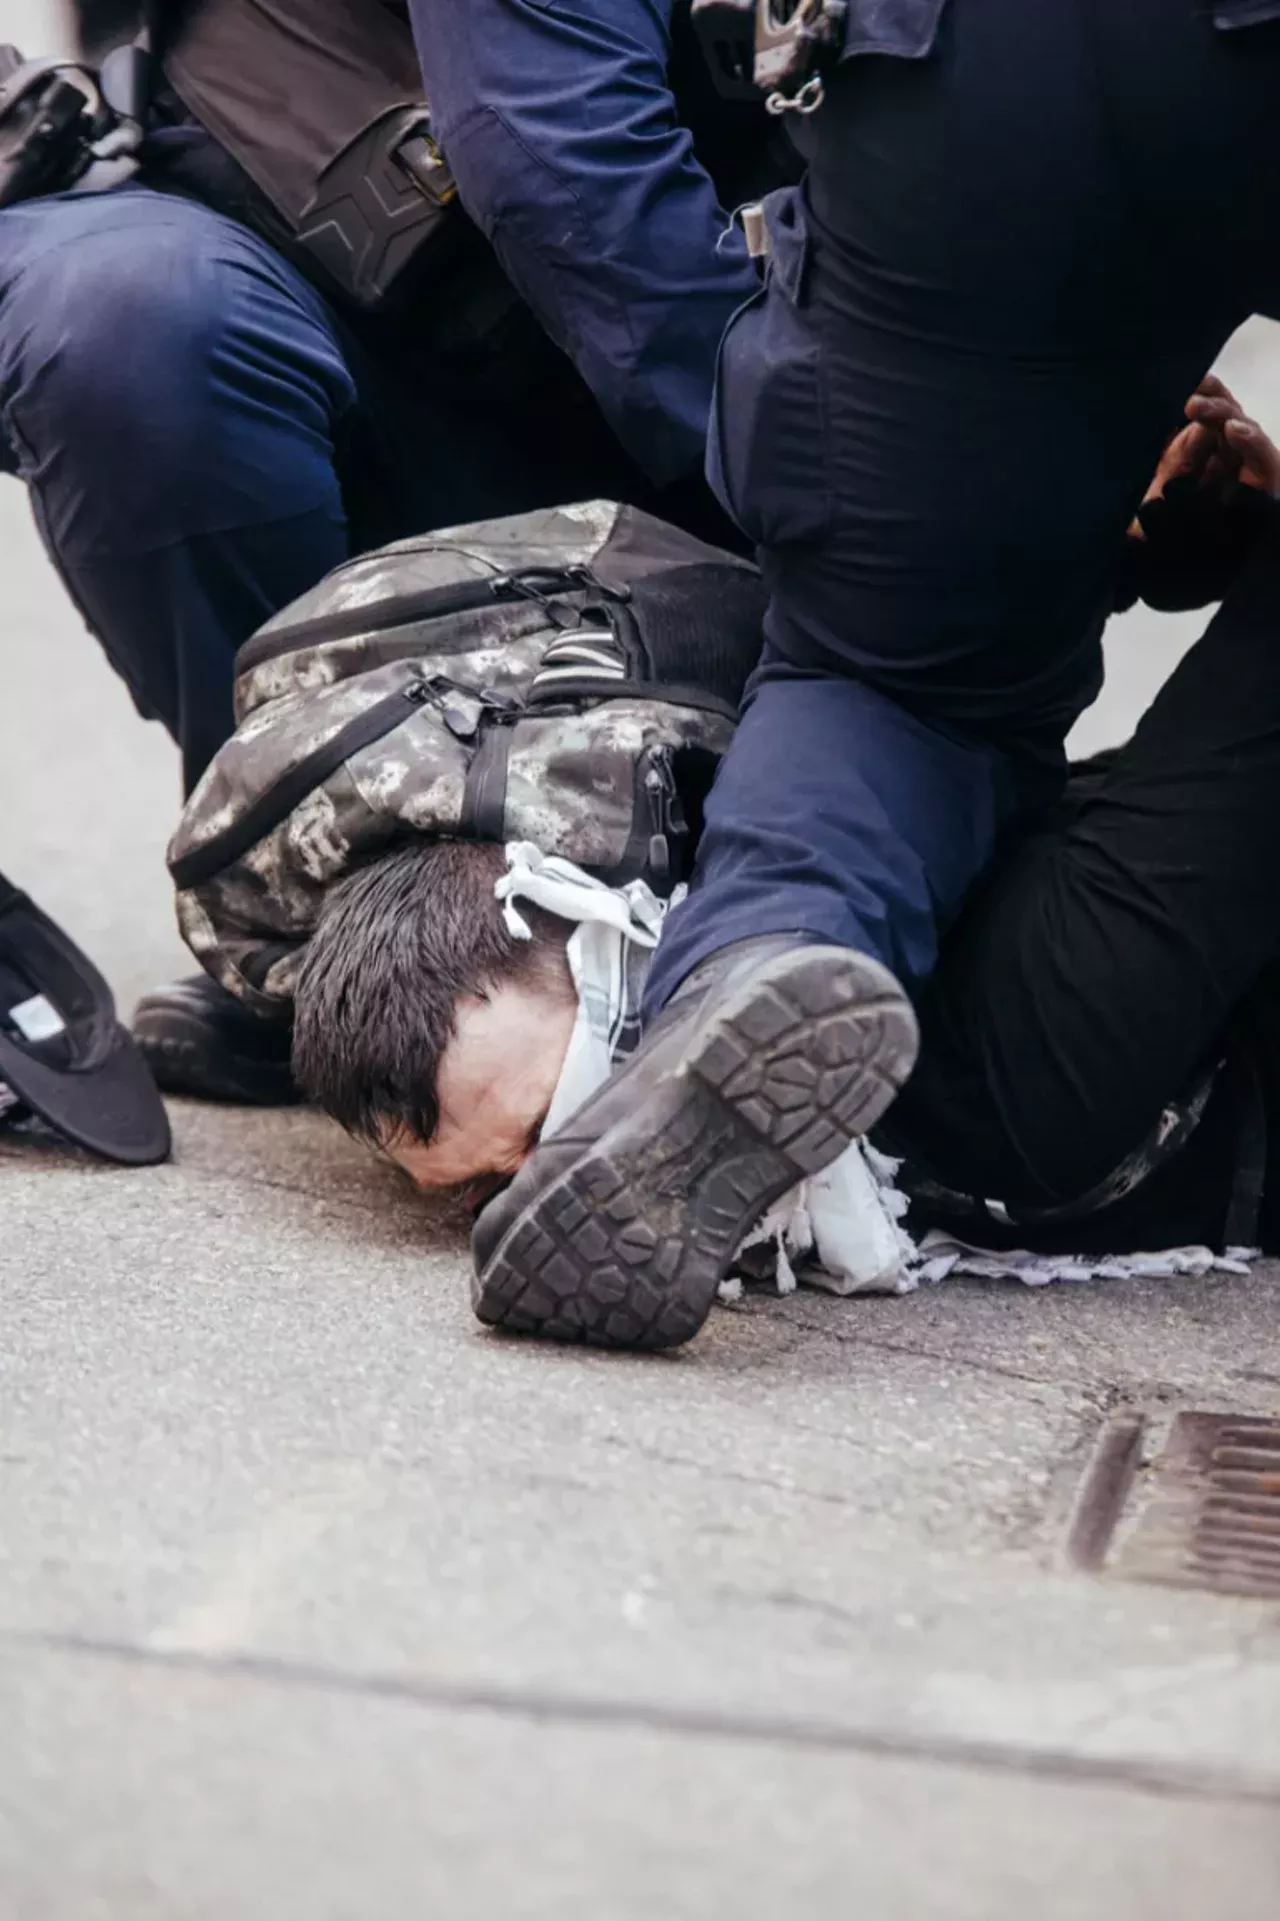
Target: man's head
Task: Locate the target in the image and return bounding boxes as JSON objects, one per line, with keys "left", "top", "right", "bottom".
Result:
{"left": 292, "top": 841, "right": 577, "bottom": 1201}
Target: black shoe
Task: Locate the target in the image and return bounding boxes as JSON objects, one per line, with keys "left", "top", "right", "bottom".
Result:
{"left": 131, "top": 974, "right": 299, "bottom": 1106}
{"left": 471, "top": 937, "right": 919, "bottom": 1351}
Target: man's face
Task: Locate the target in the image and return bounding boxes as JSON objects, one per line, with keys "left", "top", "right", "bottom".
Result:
{"left": 383, "top": 978, "right": 576, "bottom": 1209}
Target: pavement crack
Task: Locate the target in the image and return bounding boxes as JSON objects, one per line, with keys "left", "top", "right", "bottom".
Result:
{"left": 596, "top": 1434, "right": 871, "bottom": 1507}
{"left": 710, "top": 1583, "right": 875, "bottom": 1633}
{"left": 775, "top": 1313, "right": 1076, "bottom": 1390}
{"left": 10, "top": 1627, "right": 1278, "bottom": 1807}
{"left": 778, "top": 1311, "right": 1200, "bottom": 1404}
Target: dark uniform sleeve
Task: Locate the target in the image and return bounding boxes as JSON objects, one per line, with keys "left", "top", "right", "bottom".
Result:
{"left": 407, "top": 0, "right": 761, "bottom": 486}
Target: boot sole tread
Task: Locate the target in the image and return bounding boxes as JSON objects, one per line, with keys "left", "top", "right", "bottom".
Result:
{"left": 473, "top": 948, "right": 918, "bottom": 1351}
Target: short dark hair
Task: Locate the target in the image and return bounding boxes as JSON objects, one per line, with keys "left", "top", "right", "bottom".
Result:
{"left": 292, "top": 840, "right": 572, "bottom": 1147}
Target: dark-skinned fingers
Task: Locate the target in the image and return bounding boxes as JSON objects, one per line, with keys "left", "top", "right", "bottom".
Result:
{"left": 1223, "top": 416, "right": 1280, "bottom": 493}
{"left": 1143, "top": 422, "right": 1212, "bottom": 509}
{"left": 1186, "top": 395, "right": 1244, "bottom": 427}
{"left": 1189, "top": 372, "right": 1240, "bottom": 411}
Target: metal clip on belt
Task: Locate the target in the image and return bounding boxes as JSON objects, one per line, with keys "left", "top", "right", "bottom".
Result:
{"left": 691, "top": 0, "right": 847, "bottom": 113}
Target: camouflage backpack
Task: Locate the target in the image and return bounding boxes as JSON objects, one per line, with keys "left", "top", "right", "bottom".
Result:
{"left": 168, "top": 501, "right": 765, "bottom": 1019}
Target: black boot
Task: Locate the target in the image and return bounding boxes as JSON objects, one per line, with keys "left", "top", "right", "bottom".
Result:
{"left": 131, "top": 975, "right": 299, "bottom": 1106}
{"left": 471, "top": 937, "right": 918, "bottom": 1351}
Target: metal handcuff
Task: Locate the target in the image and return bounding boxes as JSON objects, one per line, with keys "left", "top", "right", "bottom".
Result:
{"left": 692, "top": 0, "right": 848, "bottom": 116}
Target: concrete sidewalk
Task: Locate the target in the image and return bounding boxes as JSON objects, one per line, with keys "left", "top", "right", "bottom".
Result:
{"left": 1, "top": 217, "right": 1279, "bottom": 1913}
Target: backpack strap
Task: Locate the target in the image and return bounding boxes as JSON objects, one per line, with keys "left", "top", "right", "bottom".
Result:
{"left": 459, "top": 722, "right": 512, "bottom": 842}
{"left": 171, "top": 677, "right": 435, "bottom": 890}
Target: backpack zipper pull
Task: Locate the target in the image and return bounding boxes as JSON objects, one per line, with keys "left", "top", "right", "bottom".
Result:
{"left": 404, "top": 675, "right": 477, "bottom": 739}
{"left": 567, "top": 564, "right": 632, "bottom": 603}
{"left": 643, "top": 747, "right": 685, "bottom": 888}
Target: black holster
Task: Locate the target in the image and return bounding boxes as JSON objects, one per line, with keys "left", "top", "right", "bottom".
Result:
{"left": 0, "top": 47, "right": 120, "bottom": 206}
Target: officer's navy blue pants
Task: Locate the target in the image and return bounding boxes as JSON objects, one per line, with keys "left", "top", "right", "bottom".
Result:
{"left": 0, "top": 190, "right": 355, "bottom": 794}
{"left": 0, "top": 186, "right": 640, "bottom": 795}
{"left": 645, "top": 0, "right": 1280, "bottom": 1013}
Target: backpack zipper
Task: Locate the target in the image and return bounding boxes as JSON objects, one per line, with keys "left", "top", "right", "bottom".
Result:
{"left": 638, "top": 745, "right": 686, "bottom": 891}
{"left": 236, "top": 566, "right": 630, "bottom": 674}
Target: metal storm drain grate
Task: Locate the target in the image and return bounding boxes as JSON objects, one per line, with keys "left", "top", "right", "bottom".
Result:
{"left": 1068, "top": 1411, "right": 1280, "bottom": 1600}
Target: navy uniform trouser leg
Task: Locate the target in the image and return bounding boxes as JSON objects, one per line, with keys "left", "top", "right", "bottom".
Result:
{"left": 654, "top": 656, "right": 1050, "bottom": 993}
{"left": 0, "top": 188, "right": 361, "bottom": 794}
{"left": 644, "top": 0, "right": 1280, "bottom": 1016}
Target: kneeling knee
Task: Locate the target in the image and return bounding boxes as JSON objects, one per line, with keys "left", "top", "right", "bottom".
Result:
{"left": 5, "top": 228, "right": 245, "bottom": 448}
{"left": 2, "top": 210, "right": 347, "bottom": 475}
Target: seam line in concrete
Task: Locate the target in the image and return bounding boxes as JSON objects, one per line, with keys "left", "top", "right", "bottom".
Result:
{"left": 12, "top": 1628, "right": 1279, "bottom": 1807}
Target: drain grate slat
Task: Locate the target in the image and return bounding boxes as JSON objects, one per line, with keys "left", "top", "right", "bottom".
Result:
{"left": 1201, "top": 1493, "right": 1280, "bottom": 1517}
{"left": 1192, "top": 1543, "right": 1280, "bottom": 1570}
{"left": 1197, "top": 1509, "right": 1280, "bottom": 1535}
{"left": 1205, "top": 1470, "right": 1280, "bottom": 1497}
{"left": 1069, "top": 1410, "right": 1280, "bottom": 1599}
{"left": 1191, "top": 1545, "right": 1280, "bottom": 1571}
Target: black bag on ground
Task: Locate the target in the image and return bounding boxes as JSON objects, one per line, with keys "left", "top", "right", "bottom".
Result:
{"left": 168, "top": 502, "right": 765, "bottom": 1018}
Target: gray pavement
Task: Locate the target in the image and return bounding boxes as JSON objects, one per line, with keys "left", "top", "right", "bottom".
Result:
{"left": 1, "top": 21, "right": 1279, "bottom": 1899}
